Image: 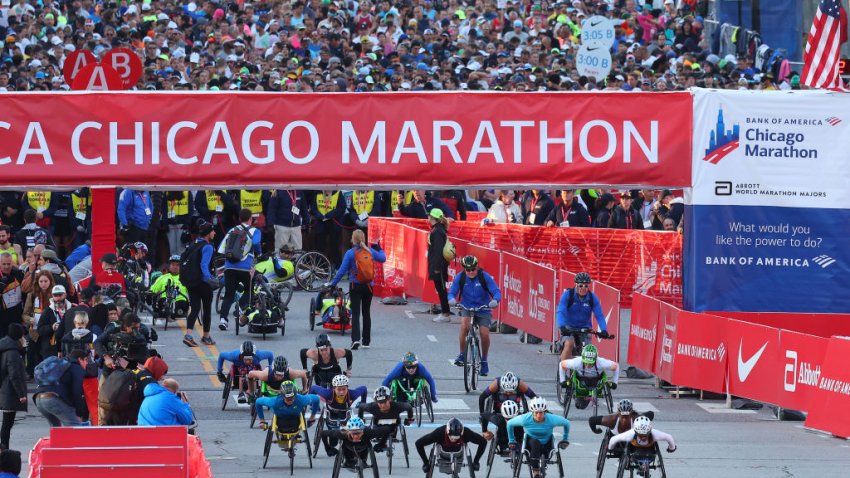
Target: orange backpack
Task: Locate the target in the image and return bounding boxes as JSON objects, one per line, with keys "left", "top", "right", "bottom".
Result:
{"left": 354, "top": 247, "right": 374, "bottom": 283}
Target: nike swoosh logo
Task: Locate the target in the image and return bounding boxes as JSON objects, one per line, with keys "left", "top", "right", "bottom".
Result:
{"left": 586, "top": 47, "right": 600, "bottom": 52}
{"left": 590, "top": 20, "right": 603, "bottom": 27}
{"left": 737, "top": 339, "right": 768, "bottom": 383}
{"left": 596, "top": 308, "right": 614, "bottom": 342}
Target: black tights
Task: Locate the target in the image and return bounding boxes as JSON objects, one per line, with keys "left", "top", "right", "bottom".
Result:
{"left": 1, "top": 411, "right": 16, "bottom": 449}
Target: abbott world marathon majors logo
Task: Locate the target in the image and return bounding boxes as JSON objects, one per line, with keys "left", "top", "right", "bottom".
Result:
{"left": 703, "top": 108, "right": 839, "bottom": 165}
{"left": 528, "top": 283, "right": 552, "bottom": 324}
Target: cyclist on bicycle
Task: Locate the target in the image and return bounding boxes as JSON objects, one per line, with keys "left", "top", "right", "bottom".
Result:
{"left": 559, "top": 344, "right": 619, "bottom": 409}
{"left": 321, "top": 416, "right": 391, "bottom": 470}
{"left": 299, "top": 334, "right": 353, "bottom": 388}
{"left": 607, "top": 416, "right": 676, "bottom": 454}
{"left": 555, "top": 272, "right": 611, "bottom": 361}
{"left": 148, "top": 255, "right": 189, "bottom": 318}
{"left": 311, "top": 374, "right": 368, "bottom": 457}
{"left": 447, "top": 255, "right": 501, "bottom": 376}
{"left": 416, "top": 417, "right": 487, "bottom": 474}
{"left": 216, "top": 341, "right": 274, "bottom": 403}
{"left": 482, "top": 400, "right": 524, "bottom": 456}
{"left": 507, "top": 397, "right": 571, "bottom": 478}
{"left": 256, "top": 381, "right": 321, "bottom": 434}
{"left": 478, "top": 372, "right": 536, "bottom": 454}
{"left": 254, "top": 245, "right": 296, "bottom": 284}
{"left": 357, "top": 386, "right": 414, "bottom": 453}
{"left": 382, "top": 352, "right": 439, "bottom": 403}
{"left": 248, "top": 356, "right": 309, "bottom": 394}
{"left": 589, "top": 399, "right": 655, "bottom": 435}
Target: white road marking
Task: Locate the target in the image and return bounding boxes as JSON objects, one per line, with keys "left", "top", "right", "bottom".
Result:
{"left": 230, "top": 395, "right": 250, "bottom": 409}
{"left": 432, "top": 399, "right": 470, "bottom": 410}
{"left": 695, "top": 402, "right": 756, "bottom": 414}
{"left": 405, "top": 310, "right": 416, "bottom": 319}
{"left": 427, "top": 335, "right": 438, "bottom": 342}
{"left": 632, "top": 402, "right": 659, "bottom": 413}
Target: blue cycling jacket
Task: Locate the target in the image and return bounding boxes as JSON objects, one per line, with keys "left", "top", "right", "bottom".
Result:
{"left": 382, "top": 362, "right": 438, "bottom": 400}
{"left": 555, "top": 289, "right": 607, "bottom": 331}
{"left": 255, "top": 393, "right": 320, "bottom": 420}
{"left": 217, "top": 348, "right": 274, "bottom": 372}
{"left": 447, "top": 270, "right": 501, "bottom": 312}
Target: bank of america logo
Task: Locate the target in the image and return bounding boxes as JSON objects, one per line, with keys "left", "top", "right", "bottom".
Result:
{"left": 813, "top": 255, "right": 836, "bottom": 268}
{"left": 703, "top": 108, "right": 740, "bottom": 164}
{"left": 826, "top": 116, "right": 842, "bottom": 126}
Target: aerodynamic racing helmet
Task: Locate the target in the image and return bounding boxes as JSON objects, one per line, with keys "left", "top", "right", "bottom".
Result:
{"left": 581, "top": 344, "right": 598, "bottom": 364}
{"left": 134, "top": 242, "right": 148, "bottom": 254}
{"left": 617, "top": 399, "right": 634, "bottom": 416}
{"left": 500, "top": 372, "right": 519, "bottom": 393}
{"left": 461, "top": 255, "right": 479, "bottom": 270}
{"left": 169, "top": 254, "right": 181, "bottom": 263}
{"left": 273, "top": 356, "right": 288, "bottom": 374}
{"left": 240, "top": 341, "right": 255, "bottom": 357}
{"left": 316, "top": 333, "right": 332, "bottom": 348}
{"left": 633, "top": 416, "right": 652, "bottom": 435}
{"left": 500, "top": 400, "right": 520, "bottom": 419}
{"left": 447, "top": 418, "right": 464, "bottom": 439}
{"left": 529, "top": 396, "right": 548, "bottom": 412}
{"left": 402, "top": 352, "right": 418, "bottom": 367}
{"left": 374, "top": 386, "right": 391, "bottom": 402}
{"left": 281, "top": 382, "right": 297, "bottom": 399}
{"left": 332, "top": 374, "right": 350, "bottom": 388}
{"left": 575, "top": 272, "right": 591, "bottom": 284}
{"left": 346, "top": 416, "right": 365, "bottom": 431}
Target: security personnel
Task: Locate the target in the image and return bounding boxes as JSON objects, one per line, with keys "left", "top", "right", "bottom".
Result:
{"left": 69, "top": 189, "right": 91, "bottom": 248}
{"left": 117, "top": 189, "right": 154, "bottom": 248}
{"left": 310, "top": 190, "right": 346, "bottom": 267}
{"left": 347, "top": 190, "right": 385, "bottom": 230}
{"left": 194, "top": 190, "right": 231, "bottom": 246}
{"left": 162, "top": 191, "right": 195, "bottom": 256}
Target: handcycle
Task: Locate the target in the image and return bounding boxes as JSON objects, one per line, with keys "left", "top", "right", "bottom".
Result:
{"left": 455, "top": 304, "right": 490, "bottom": 393}
{"left": 329, "top": 437, "right": 380, "bottom": 478}
{"left": 152, "top": 279, "right": 188, "bottom": 331}
{"left": 615, "top": 443, "right": 667, "bottom": 478}
{"left": 555, "top": 328, "right": 616, "bottom": 407}
{"left": 312, "top": 405, "right": 352, "bottom": 459}
{"left": 261, "top": 413, "right": 314, "bottom": 473}
{"left": 221, "top": 364, "right": 259, "bottom": 411}
{"left": 389, "top": 377, "right": 434, "bottom": 427}
{"left": 426, "top": 443, "right": 477, "bottom": 478}
{"left": 235, "top": 275, "right": 286, "bottom": 339}
{"left": 559, "top": 370, "right": 614, "bottom": 419}
{"left": 250, "top": 381, "right": 293, "bottom": 429}
{"left": 368, "top": 414, "right": 411, "bottom": 474}
{"left": 309, "top": 286, "right": 351, "bottom": 335}
{"left": 511, "top": 435, "right": 568, "bottom": 478}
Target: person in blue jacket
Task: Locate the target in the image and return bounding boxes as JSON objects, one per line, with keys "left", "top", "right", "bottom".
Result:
{"left": 382, "top": 352, "right": 438, "bottom": 403}
{"left": 138, "top": 378, "right": 194, "bottom": 427}
{"left": 555, "top": 272, "right": 610, "bottom": 361}
{"left": 216, "top": 341, "right": 274, "bottom": 403}
{"left": 447, "top": 255, "right": 501, "bottom": 376}
{"left": 507, "top": 397, "right": 570, "bottom": 477}
{"left": 63, "top": 241, "right": 90, "bottom": 270}
{"left": 326, "top": 229, "right": 386, "bottom": 350}
{"left": 256, "top": 382, "right": 321, "bottom": 434}
{"left": 217, "top": 208, "right": 262, "bottom": 332}
{"left": 117, "top": 188, "right": 153, "bottom": 248}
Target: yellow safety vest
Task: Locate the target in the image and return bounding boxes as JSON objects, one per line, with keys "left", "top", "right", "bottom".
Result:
{"left": 316, "top": 192, "right": 340, "bottom": 215}
{"left": 391, "top": 190, "right": 414, "bottom": 211}
{"left": 205, "top": 192, "right": 224, "bottom": 212}
{"left": 352, "top": 191, "right": 375, "bottom": 215}
{"left": 167, "top": 192, "right": 190, "bottom": 217}
{"left": 27, "top": 192, "right": 51, "bottom": 213}
{"left": 240, "top": 190, "right": 263, "bottom": 215}
{"left": 71, "top": 193, "right": 89, "bottom": 217}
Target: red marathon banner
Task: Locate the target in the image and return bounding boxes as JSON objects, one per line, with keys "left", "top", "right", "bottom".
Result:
{"left": 627, "top": 293, "right": 660, "bottom": 372}
{"left": 670, "top": 311, "right": 728, "bottom": 394}
{"left": 777, "top": 331, "right": 828, "bottom": 412}
{"left": 499, "top": 253, "right": 557, "bottom": 341}
{"left": 726, "top": 320, "right": 781, "bottom": 405}
{"left": 652, "top": 301, "right": 680, "bottom": 383}
{"left": 804, "top": 336, "right": 850, "bottom": 438}
{"left": 0, "top": 92, "right": 691, "bottom": 188}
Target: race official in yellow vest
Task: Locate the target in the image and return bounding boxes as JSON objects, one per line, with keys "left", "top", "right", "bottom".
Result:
{"left": 163, "top": 191, "right": 195, "bottom": 256}
{"left": 194, "top": 190, "right": 232, "bottom": 246}
{"left": 311, "top": 190, "right": 346, "bottom": 267}
{"left": 236, "top": 190, "right": 270, "bottom": 229}
{"left": 346, "top": 191, "right": 387, "bottom": 230}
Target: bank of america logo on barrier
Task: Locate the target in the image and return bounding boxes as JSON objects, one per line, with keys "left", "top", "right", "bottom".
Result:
{"left": 826, "top": 116, "right": 842, "bottom": 126}
{"left": 813, "top": 255, "right": 837, "bottom": 268}
{"left": 703, "top": 108, "right": 740, "bottom": 164}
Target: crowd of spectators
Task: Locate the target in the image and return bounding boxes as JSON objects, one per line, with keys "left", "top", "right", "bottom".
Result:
{"left": 0, "top": 0, "right": 800, "bottom": 93}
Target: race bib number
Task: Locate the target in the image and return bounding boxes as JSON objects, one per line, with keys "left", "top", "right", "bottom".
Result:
{"left": 2, "top": 287, "right": 21, "bottom": 309}
{"left": 76, "top": 211, "right": 87, "bottom": 220}
{"left": 358, "top": 212, "right": 369, "bottom": 221}
{"left": 291, "top": 206, "right": 300, "bottom": 215}
{"left": 559, "top": 221, "right": 570, "bottom": 228}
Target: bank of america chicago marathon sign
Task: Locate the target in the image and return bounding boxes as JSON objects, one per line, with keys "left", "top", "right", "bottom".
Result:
{"left": 0, "top": 92, "right": 692, "bottom": 187}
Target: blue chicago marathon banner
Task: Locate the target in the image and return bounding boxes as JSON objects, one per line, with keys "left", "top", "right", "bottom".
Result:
{"left": 687, "top": 90, "right": 850, "bottom": 313}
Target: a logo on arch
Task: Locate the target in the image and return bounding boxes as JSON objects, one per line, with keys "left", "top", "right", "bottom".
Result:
{"left": 703, "top": 108, "right": 740, "bottom": 165}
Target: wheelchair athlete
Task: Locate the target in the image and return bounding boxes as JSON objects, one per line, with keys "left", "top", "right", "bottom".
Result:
{"left": 300, "top": 333, "right": 353, "bottom": 389}
{"left": 217, "top": 341, "right": 273, "bottom": 403}
{"left": 416, "top": 418, "right": 487, "bottom": 474}
{"left": 148, "top": 255, "right": 188, "bottom": 318}
{"left": 322, "top": 416, "right": 390, "bottom": 470}
{"left": 357, "top": 386, "right": 414, "bottom": 453}
{"left": 256, "top": 382, "right": 320, "bottom": 434}
{"left": 312, "top": 374, "right": 368, "bottom": 456}
{"left": 248, "top": 356, "right": 309, "bottom": 394}
{"left": 481, "top": 400, "right": 524, "bottom": 457}
{"left": 382, "top": 352, "right": 439, "bottom": 403}
{"left": 608, "top": 416, "right": 676, "bottom": 454}
{"left": 559, "top": 344, "right": 619, "bottom": 409}
{"left": 478, "top": 371, "right": 535, "bottom": 454}
{"left": 589, "top": 399, "right": 655, "bottom": 436}
{"left": 507, "top": 397, "right": 571, "bottom": 478}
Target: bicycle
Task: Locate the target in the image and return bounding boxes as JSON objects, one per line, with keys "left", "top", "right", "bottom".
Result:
{"left": 389, "top": 378, "right": 434, "bottom": 427}
{"left": 615, "top": 443, "right": 667, "bottom": 478}
{"left": 368, "top": 413, "right": 411, "bottom": 474}
{"left": 309, "top": 286, "right": 351, "bottom": 335}
{"left": 455, "top": 304, "right": 490, "bottom": 393}
{"left": 261, "top": 413, "right": 314, "bottom": 474}
{"left": 426, "top": 443, "right": 476, "bottom": 478}
{"left": 511, "top": 435, "right": 568, "bottom": 478}
{"left": 555, "top": 328, "right": 615, "bottom": 407}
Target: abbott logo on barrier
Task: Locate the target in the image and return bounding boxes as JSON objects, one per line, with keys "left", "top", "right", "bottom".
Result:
{"left": 737, "top": 339, "right": 768, "bottom": 382}
{"left": 784, "top": 350, "right": 821, "bottom": 392}
{"left": 703, "top": 108, "right": 740, "bottom": 164}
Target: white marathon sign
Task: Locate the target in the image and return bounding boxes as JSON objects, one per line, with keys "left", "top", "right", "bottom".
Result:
{"left": 576, "top": 44, "right": 613, "bottom": 81}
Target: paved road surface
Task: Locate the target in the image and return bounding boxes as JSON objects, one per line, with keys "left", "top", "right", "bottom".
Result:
{"left": 15, "top": 286, "right": 850, "bottom": 477}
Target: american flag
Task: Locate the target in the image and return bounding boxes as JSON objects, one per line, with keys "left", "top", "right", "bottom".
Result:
{"left": 802, "top": 0, "right": 849, "bottom": 91}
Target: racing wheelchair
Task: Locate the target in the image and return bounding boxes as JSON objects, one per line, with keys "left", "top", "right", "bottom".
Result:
{"left": 261, "top": 413, "right": 314, "bottom": 474}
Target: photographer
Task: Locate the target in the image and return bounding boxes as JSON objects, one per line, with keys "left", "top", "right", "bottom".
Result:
{"left": 94, "top": 313, "right": 146, "bottom": 381}
{"left": 138, "top": 378, "right": 194, "bottom": 427}
{"left": 97, "top": 342, "right": 163, "bottom": 426}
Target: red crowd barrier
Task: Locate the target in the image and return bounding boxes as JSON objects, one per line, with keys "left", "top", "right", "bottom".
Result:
{"left": 372, "top": 217, "right": 682, "bottom": 306}
{"left": 629, "top": 294, "right": 850, "bottom": 438}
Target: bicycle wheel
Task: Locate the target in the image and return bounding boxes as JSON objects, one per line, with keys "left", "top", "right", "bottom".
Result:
{"left": 593, "top": 389, "right": 599, "bottom": 416}
{"left": 312, "top": 414, "right": 324, "bottom": 459}
{"left": 616, "top": 453, "right": 628, "bottom": 478}
{"left": 296, "top": 252, "right": 334, "bottom": 292}
{"left": 290, "top": 443, "right": 295, "bottom": 476}
{"left": 387, "top": 435, "right": 394, "bottom": 475}
{"left": 463, "top": 336, "right": 474, "bottom": 392}
{"left": 426, "top": 447, "right": 436, "bottom": 478}
{"left": 597, "top": 432, "right": 611, "bottom": 477}
{"left": 309, "top": 298, "right": 316, "bottom": 331}
{"left": 400, "top": 423, "right": 410, "bottom": 468}
{"left": 262, "top": 425, "right": 274, "bottom": 469}
{"left": 467, "top": 447, "right": 476, "bottom": 478}
{"left": 470, "top": 336, "right": 480, "bottom": 391}
{"left": 485, "top": 437, "right": 497, "bottom": 478}
{"left": 370, "top": 446, "right": 380, "bottom": 478}
{"left": 281, "top": 313, "right": 286, "bottom": 336}
{"left": 556, "top": 449, "right": 564, "bottom": 478}
{"left": 331, "top": 448, "right": 343, "bottom": 478}
{"left": 221, "top": 375, "right": 232, "bottom": 411}
{"left": 512, "top": 451, "right": 523, "bottom": 478}
{"left": 555, "top": 366, "right": 566, "bottom": 406}
{"left": 562, "top": 382, "right": 573, "bottom": 419}
{"left": 425, "top": 388, "right": 435, "bottom": 423}
{"left": 278, "top": 283, "right": 294, "bottom": 308}
{"left": 215, "top": 286, "right": 224, "bottom": 314}
{"left": 357, "top": 456, "right": 365, "bottom": 478}
{"left": 250, "top": 400, "right": 258, "bottom": 428}
{"left": 605, "top": 384, "right": 614, "bottom": 414}
{"left": 416, "top": 394, "right": 423, "bottom": 427}
{"left": 304, "top": 427, "right": 313, "bottom": 469}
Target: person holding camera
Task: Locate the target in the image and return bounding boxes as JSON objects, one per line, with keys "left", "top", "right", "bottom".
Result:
{"left": 93, "top": 313, "right": 147, "bottom": 381}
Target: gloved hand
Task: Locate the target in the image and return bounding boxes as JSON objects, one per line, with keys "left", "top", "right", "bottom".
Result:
{"left": 598, "top": 330, "right": 611, "bottom": 339}
{"left": 558, "top": 440, "right": 570, "bottom": 450}
{"left": 559, "top": 326, "right": 570, "bottom": 337}
{"left": 488, "top": 299, "right": 498, "bottom": 308}
{"left": 608, "top": 382, "right": 618, "bottom": 390}
{"left": 217, "top": 371, "right": 227, "bottom": 383}
{"left": 421, "top": 463, "right": 430, "bottom": 474}
{"left": 667, "top": 446, "right": 676, "bottom": 453}
{"left": 448, "top": 299, "right": 457, "bottom": 306}
{"left": 404, "top": 417, "right": 414, "bottom": 426}
{"left": 307, "top": 416, "right": 317, "bottom": 427}
{"left": 371, "top": 242, "right": 382, "bottom": 252}
{"left": 259, "top": 421, "right": 268, "bottom": 431}
{"left": 120, "top": 225, "right": 130, "bottom": 236}
{"left": 588, "top": 415, "right": 603, "bottom": 434}
{"left": 472, "top": 461, "right": 480, "bottom": 471}
{"left": 509, "top": 442, "right": 518, "bottom": 452}
{"left": 323, "top": 282, "right": 332, "bottom": 289}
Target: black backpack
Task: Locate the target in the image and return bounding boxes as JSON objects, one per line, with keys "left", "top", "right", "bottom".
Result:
{"left": 567, "top": 288, "right": 595, "bottom": 309}
{"left": 224, "top": 225, "right": 252, "bottom": 262}
{"left": 457, "top": 270, "right": 492, "bottom": 298}
{"left": 98, "top": 369, "right": 138, "bottom": 413}
{"left": 179, "top": 241, "right": 205, "bottom": 287}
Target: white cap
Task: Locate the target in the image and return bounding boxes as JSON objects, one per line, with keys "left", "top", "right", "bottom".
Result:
{"left": 157, "top": 13, "right": 169, "bottom": 21}
{"left": 400, "top": 81, "right": 411, "bottom": 89}
{"left": 167, "top": 21, "right": 178, "bottom": 30}
{"left": 125, "top": 5, "right": 138, "bottom": 15}
{"left": 52, "top": 285, "right": 66, "bottom": 295}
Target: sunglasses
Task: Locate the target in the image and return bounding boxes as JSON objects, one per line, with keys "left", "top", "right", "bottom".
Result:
{"left": 576, "top": 283, "right": 590, "bottom": 287}
{"left": 405, "top": 365, "right": 417, "bottom": 370}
